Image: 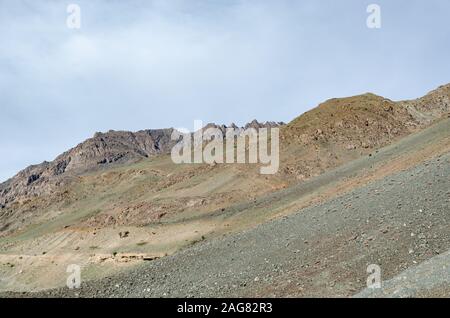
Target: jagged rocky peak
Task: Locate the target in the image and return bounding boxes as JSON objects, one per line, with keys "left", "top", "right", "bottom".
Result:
{"left": 244, "top": 120, "right": 285, "bottom": 129}
{"left": 200, "top": 121, "right": 284, "bottom": 136}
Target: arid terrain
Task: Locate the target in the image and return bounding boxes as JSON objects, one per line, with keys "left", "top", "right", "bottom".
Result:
{"left": 0, "top": 84, "right": 449, "bottom": 297}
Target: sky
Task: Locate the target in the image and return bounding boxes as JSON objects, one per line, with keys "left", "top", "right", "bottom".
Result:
{"left": 0, "top": 0, "right": 449, "bottom": 182}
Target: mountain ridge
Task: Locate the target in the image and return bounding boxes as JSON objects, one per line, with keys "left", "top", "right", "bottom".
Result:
{"left": 0, "top": 84, "right": 449, "bottom": 294}
{"left": 1, "top": 84, "right": 449, "bottom": 211}
{"left": 0, "top": 120, "right": 284, "bottom": 208}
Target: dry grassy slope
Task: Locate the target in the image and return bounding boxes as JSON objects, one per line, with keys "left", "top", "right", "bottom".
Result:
{"left": 0, "top": 154, "right": 288, "bottom": 238}
{"left": 0, "top": 111, "right": 449, "bottom": 292}
{"left": 0, "top": 155, "right": 289, "bottom": 292}
{"left": 1, "top": 84, "right": 449, "bottom": 239}
{"left": 7, "top": 127, "right": 448, "bottom": 297}
{"left": 0, "top": 122, "right": 283, "bottom": 236}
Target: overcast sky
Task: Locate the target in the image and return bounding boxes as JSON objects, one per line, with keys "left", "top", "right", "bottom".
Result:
{"left": 1, "top": 0, "right": 449, "bottom": 182}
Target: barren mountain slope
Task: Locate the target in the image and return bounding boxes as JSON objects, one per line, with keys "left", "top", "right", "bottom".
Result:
{"left": 0, "top": 128, "right": 177, "bottom": 208}
{"left": 4, "top": 122, "right": 449, "bottom": 297}
{"left": 0, "top": 84, "right": 449, "bottom": 294}
{"left": 0, "top": 121, "right": 283, "bottom": 237}
{"left": 1, "top": 84, "right": 449, "bottom": 238}
{"left": 280, "top": 84, "right": 450, "bottom": 180}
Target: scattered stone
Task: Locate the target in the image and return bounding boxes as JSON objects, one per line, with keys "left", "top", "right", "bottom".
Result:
{"left": 119, "top": 231, "right": 130, "bottom": 239}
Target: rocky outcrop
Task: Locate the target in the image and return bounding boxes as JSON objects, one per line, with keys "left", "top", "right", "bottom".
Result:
{"left": 0, "top": 121, "right": 284, "bottom": 209}
{"left": 279, "top": 84, "right": 450, "bottom": 180}
{"left": 0, "top": 128, "right": 177, "bottom": 208}
{"left": 400, "top": 83, "right": 450, "bottom": 124}
{"left": 284, "top": 84, "right": 450, "bottom": 145}
{"left": 202, "top": 120, "right": 285, "bottom": 134}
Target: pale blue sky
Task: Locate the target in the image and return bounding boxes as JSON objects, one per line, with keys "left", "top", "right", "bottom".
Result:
{"left": 1, "top": 0, "right": 449, "bottom": 181}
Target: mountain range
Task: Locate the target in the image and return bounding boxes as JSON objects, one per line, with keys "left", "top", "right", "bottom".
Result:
{"left": 0, "top": 83, "right": 449, "bottom": 297}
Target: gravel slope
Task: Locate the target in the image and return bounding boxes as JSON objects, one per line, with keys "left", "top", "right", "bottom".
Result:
{"left": 10, "top": 150, "right": 448, "bottom": 298}
{"left": 355, "top": 249, "right": 450, "bottom": 298}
